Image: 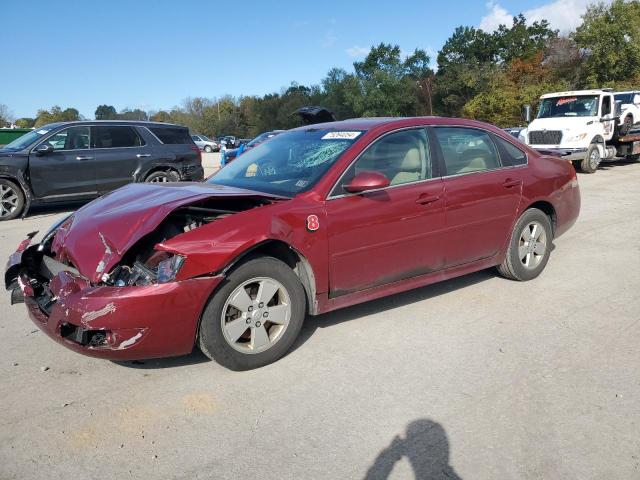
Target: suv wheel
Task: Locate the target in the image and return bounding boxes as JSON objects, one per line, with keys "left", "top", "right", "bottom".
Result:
{"left": 145, "top": 170, "right": 180, "bottom": 183}
{"left": 0, "top": 179, "right": 25, "bottom": 221}
{"left": 198, "top": 257, "right": 306, "bottom": 370}
{"left": 497, "top": 208, "right": 552, "bottom": 281}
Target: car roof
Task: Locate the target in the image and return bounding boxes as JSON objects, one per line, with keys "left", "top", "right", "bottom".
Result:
{"left": 40, "top": 120, "right": 187, "bottom": 129}
{"left": 289, "top": 116, "right": 502, "bottom": 132}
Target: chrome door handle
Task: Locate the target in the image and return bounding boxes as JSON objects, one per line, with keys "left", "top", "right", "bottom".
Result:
{"left": 136, "top": 154, "right": 151, "bottom": 158}
{"left": 76, "top": 156, "right": 93, "bottom": 160}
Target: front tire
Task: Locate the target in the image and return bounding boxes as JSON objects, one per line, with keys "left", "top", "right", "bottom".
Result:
{"left": 198, "top": 257, "right": 306, "bottom": 370}
{"left": 497, "top": 208, "right": 553, "bottom": 281}
{"left": 580, "top": 144, "right": 600, "bottom": 173}
{"left": 204, "top": 145, "right": 213, "bottom": 153}
{"left": 0, "top": 179, "right": 25, "bottom": 221}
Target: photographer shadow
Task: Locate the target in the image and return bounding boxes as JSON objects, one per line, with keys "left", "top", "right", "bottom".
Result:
{"left": 365, "top": 419, "right": 461, "bottom": 480}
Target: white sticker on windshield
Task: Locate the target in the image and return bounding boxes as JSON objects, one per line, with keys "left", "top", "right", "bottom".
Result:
{"left": 36, "top": 129, "right": 49, "bottom": 135}
{"left": 321, "top": 131, "right": 361, "bottom": 140}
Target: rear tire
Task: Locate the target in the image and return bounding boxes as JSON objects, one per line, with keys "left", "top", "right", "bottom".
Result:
{"left": 204, "top": 145, "right": 213, "bottom": 153}
{"left": 0, "top": 179, "right": 25, "bottom": 221}
{"left": 580, "top": 144, "right": 600, "bottom": 173}
{"left": 198, "top": 257, "right": 306, "bottom": 370}
{"left": 497, "top": 208, "right": 553, "bottom": 281}
{"left": 145, "top": 170, "right": 180, "bottom": 183}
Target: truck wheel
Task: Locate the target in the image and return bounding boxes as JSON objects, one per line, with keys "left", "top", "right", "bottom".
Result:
{"left": 198, "top": 257, "right": 306, "bottom": 370}
{"left": 497, "top": 208, "right": 552, "bottom": 281}
{"left": 580, "top": 144, "right": 601, "bottom": 173}
{"left": 0, "top": 179, "right": 25, "bottom": 221}
{"left": 620, "top": 115, "right": 633, "bottom": 136}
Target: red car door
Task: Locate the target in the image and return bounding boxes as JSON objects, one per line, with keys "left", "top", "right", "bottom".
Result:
{"left": 433, "top": 126, "right": 523, "bottom": 268}
{"left": 325, "top": 128, "right": 447, "bottom": 296}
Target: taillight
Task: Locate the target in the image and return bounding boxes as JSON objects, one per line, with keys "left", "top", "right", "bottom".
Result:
{"left": 191, "top": 145, "right": 202, "bottom": 162}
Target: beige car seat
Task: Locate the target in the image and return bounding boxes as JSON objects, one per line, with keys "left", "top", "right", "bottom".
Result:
{"left": 391, "top": 147, "right": 424, "bottom": 185}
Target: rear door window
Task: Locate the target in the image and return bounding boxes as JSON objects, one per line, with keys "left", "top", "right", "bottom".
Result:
{"left": 492, "top": 135, "right": 527, "bottom": 166}
{"left": 92, "top": 126, "right": 144, "bottom": 148}
{"left": 149, "top": 127, "right": 193, "bottom": 144}
{"left": 434, "top": 127, "right": 501, "bottom": 175}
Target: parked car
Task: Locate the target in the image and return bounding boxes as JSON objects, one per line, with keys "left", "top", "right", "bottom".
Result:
{"left": 614, "top": 91, "right": 640, "bottom": 134}
{"left": 221, "top": 130, "right": 284, "bottom": 165}
{"left": 191, "top": 134, "right": 219, "bottom": 152}
{"left": 6, "top": 117, "right": 580, "bottom": 370}
{"left": 503, "top": 127, "right": 524, "bottom": 139}
{"left": 219, "top": 136, "right": 237, "bottom": 148}
{"left": 0, "top": 120, "right": 204, "bottom": 220}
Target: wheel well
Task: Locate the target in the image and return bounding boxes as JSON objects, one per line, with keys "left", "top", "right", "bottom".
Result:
{"left": 526, "top": 201, "right": 556, "bottom": 236}
{"left": 224, "top": 240, "right": 318, "bottom": 315}
{"left": 143, "top": 167, "right": 179, "bottom": 180}
{"left": 590, "top": 135, "right": 605, "bottom": 145}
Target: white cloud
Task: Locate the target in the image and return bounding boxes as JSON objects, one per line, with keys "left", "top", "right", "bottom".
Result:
{"left": 480, "top": 1, "right": 512, "bottom": 32}
{"left": 346, "top": 46, "right": 370, "bottom": 58}
{"left": 479, "top": 0, "right": 613, "bottom": 33}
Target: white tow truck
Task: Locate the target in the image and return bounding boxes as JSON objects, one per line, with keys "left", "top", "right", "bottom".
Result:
{"left": 520, "top": 89, "right": 640, "bottom": 173}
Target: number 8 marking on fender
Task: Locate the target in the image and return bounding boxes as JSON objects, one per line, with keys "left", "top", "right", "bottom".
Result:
{"left": 306, "top": 215, "right": 320, "bottom": 232}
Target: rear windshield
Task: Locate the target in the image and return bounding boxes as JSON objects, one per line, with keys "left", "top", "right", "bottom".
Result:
{"left": 149, "top": 127, "right": 193, "bottom": 144}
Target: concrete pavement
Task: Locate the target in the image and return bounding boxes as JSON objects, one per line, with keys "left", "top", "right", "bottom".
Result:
{"left": 0, "top": 160, "right": 639, "bottom": 479}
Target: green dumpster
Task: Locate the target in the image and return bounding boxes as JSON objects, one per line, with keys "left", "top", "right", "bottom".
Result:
{"left": 0, "top": 128, "right": 31, "bottom": 147}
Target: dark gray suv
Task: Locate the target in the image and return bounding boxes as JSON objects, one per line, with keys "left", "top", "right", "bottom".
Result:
{"left": 0, "top": 121, "right": 204, "bottom": 220}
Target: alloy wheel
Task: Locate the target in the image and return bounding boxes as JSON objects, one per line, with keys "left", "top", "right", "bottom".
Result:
{"left": 518, "top": 221, "right": 547, "bottom": 269}
{"left": 221, "top": 277, "right": 292, "bottom": 354}
{"left": 149, "top": 175, "right": 169, "bottom": 183}
{"left": 0, "top": 184, "right": 20, "bottom": 219}
{"left": 589, "top": 148, "right": 600, "bottom": 170}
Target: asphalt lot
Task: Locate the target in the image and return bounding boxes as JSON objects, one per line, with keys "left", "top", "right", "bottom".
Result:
{"left": 1, "top": 158, "right": 639, "bottom": 479}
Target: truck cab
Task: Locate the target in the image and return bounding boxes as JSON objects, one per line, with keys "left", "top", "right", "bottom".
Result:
{"left": 520, "top": 89, "right": 621, "bottom": 173}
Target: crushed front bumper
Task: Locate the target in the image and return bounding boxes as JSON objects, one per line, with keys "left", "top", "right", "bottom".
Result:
{"left": 5, "top": 239, "right": 223, "bottom": 360}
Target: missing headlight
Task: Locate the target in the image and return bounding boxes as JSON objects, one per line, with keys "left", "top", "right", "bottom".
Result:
{"left": 106, "top": 253, "right": 185, "bottom": 287}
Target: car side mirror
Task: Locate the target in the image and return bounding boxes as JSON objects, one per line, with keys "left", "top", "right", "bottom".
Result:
{"left": 35, "top": 144, "right": 54, "bottom": 156}
{"left": 344, "top": 171, "right": 390, "bottom": 194}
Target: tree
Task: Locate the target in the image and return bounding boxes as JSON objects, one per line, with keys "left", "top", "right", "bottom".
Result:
{"left": 572, "top": 0, "right": 640, "bottom": 87}
{"left": 95, "top": 105, "right": 118, "bottom": 120}
{"left": 15, "top": 118, "right": 35, "bottom": 128}
{"left": 118, "top": 108, "right": 148, "bottom": 121}
{"left": 34, "top": 106, "right": 80, "bottom": 127}
{"left": 434, "top": 27, "right": 498, "bottom": 116}
{"left": 149, "top": 110, "right": 172, "bottom": 123}
{"left": 0, "top": 104, "right": 13, "bottom": 127}
{"left": 494, "top": 14, "right": 557, "bottom": 62}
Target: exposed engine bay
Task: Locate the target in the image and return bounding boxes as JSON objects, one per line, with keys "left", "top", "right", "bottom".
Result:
{"left": 98, "top": 197, "right": 272, "bottom": 287}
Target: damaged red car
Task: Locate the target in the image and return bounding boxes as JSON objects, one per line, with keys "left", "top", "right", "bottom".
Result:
{"left": 5, "top": 117, "right": 580, "bottom": 370}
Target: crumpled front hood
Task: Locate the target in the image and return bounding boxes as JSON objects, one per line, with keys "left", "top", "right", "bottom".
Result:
{"left": 51, "top": 182, "right": 282, "bottom": 283}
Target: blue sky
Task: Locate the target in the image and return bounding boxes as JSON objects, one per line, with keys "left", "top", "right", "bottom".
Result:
{"left": 1, "top": 0, "right": 599, "bottom": 119}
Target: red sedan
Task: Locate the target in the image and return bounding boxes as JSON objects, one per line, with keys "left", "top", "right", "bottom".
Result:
{"left": 5, "top": 117, "right": 580, "bottom": 370}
